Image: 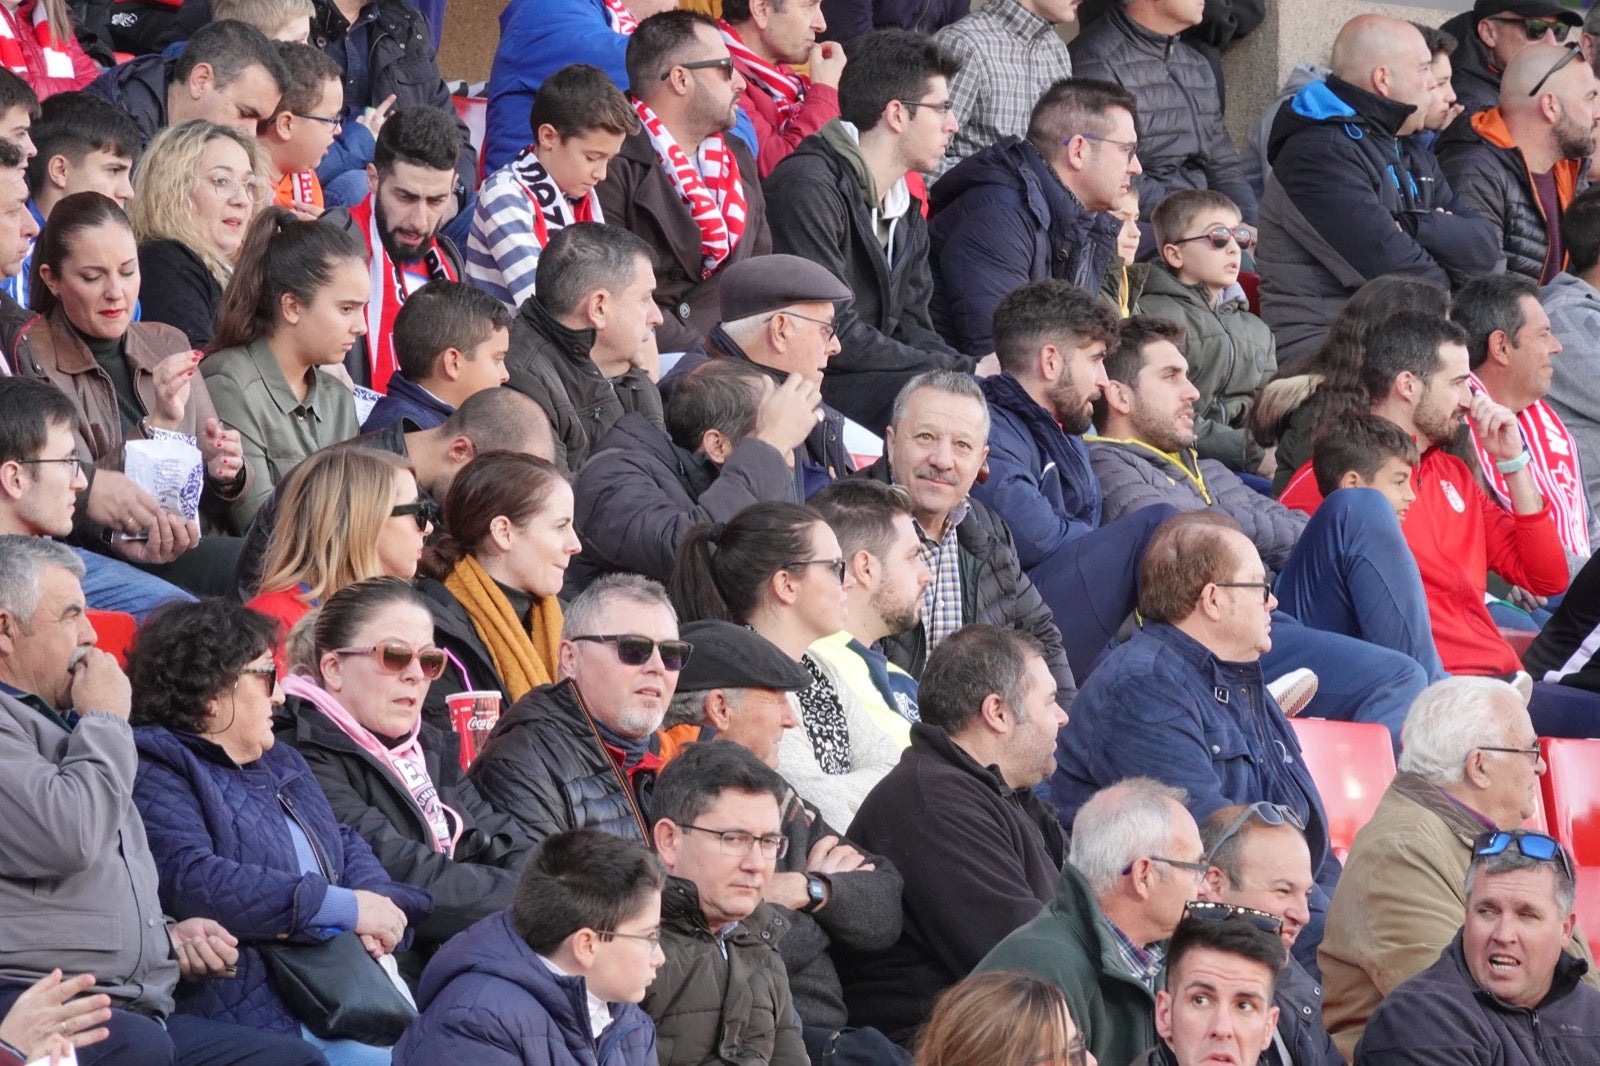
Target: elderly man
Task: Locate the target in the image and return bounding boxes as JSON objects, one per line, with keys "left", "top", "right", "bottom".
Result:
{"left": 1320, "top": 676, "right": 1600, "bottom": 1058}
{"left": 660, "top": 253, "right": 854, "bottom": 498}
{"left": 1132, "top": 915, "right": 1288, "bottom": 1066}
{"left": 660, "top": 620, "right": 909, "bottom": 1062}
{"left": 976, "top": 779, "right": 1204, "bottom": 1066}
{"left": 469, "top": 574, "right": 685, "bottom": 849}
{"left": 1440, "top": 0, "right": 1582, "bottom": 129}
{"left": 1052, "top": 511, "right": 1339, "bottom": 975}
{"left": 1439, "top": 43, "right": 1600, "bottom": 283}
{"left": 1357, "top": 830, "right": 1600, "bottom": 1062}
{"left": 718, "top": 0, "right": 846, "bottom": 176}
{"left": 863, "top": 370, "right": 1075, "bottom": 701}
{"left": 0, "top": 536, "right": 327, "bottom": 1065}
{"left": 840, "top": 624, "right": 1068, "bottom": 1044}
{"left": 1257, "top": 15, "right": 1498, "bottom": 367}
{"left": 1197, "top": 804, "right": 1341, "bottom": 1066}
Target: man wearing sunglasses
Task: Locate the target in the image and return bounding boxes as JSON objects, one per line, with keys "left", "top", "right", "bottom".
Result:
{"left": 1356, "top": 830, "right": 1600, "bottom": 1063}
{"left": 1438, "top": 42, "right": 1600, "bottom": 285}
{"left": 1438, "top": 0, "right": 1581, "bottom": 137}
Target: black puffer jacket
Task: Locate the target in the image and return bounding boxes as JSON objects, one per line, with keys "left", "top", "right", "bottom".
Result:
{"left": 1437, "top": 10, "right": 1502, "bottom": 138}
{"left": 1067, "top": 3, "right": 1257, "bottom": 222}
{"left": 859, "top": 456, "right": 1076, "bottom": 704}
{"left": 467, "top": 678, "right": 653, "bottom": 850}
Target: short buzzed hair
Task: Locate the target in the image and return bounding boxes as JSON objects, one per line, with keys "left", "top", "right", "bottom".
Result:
{"left": 810, "top": 478, "right": 915, "bottom": 561}
{"left": 919, "top": 624, "right": 1045, "bottom": 735}
{"left": 175, "top": 20, "right": 289, "bottom": 95}
{"left": 626, "top": 10, "right": 720, "bottom": 96}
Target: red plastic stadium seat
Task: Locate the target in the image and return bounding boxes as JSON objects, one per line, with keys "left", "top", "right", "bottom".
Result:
{"left": 1237, "top": 270, "right": 1261, "bottom": 316}
{"left": 1577, "top": 868, "right": 1600, "bottom": 938}
{"left": 452, "top": 95, "right": 487, "bottom": 182}
{"left": 1539, "top": 737, "right": 1600, "bottom": 865}
{"left": 86, "top": 609, "right": 138, "bottom": 668}
{"left": 1289, "top": 718, "right": 1397, "bottom": 862}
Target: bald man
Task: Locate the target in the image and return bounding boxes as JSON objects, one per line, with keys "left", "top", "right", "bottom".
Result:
{"left": 1438, "top": 43, "right": 1600, "bottom": 282}
{"left": 1257, "top": 15, "right": 1499, "bottom": 367}
{"left": 1439, "top": 0, "right": 1581, "bottom": 134}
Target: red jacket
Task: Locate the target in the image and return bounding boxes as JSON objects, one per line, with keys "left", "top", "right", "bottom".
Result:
{"left": 739, "top": 81, "right": 839, "bottom": 178}
{"left": 0, "top": 0, "right": 95, "bottom": 99}
{"left": 1280, "top": 449, "right": 1568, "bottom": 675}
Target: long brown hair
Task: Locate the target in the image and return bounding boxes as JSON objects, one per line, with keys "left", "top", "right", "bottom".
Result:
{"left": 207, "top": 206, "right": 364, "bottom": 353}
{"left": 29, "top": 191, "right": 133, "bottom": 319}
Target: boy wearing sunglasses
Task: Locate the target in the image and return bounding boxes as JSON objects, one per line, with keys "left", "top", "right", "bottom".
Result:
{"left": 1140, "top": 188, "right": 1277, "bottom": 480}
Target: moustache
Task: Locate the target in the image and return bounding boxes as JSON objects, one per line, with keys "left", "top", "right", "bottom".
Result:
{"left": 913, "top": 466, "right": 959, "bottom": 486}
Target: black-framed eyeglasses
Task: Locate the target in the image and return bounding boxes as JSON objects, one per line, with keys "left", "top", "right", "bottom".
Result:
{"left": 772, "top": 309, "right": 836, "bottom": 342}
{"left": 331, "top": 642, "right": 448, "bottom": 679}
{"left": 1212, "top": 579, "right": 1275, "bottom": 605}
{"left": 390, "top": 499, "right": 438, "bottom": 531}
{"left": 15, "top": 456, "right": 81, "bottom": 476}
{"left": 1028, "top": 1033, "right": 1087, "bottom": 1066}
{"left": 1171, "top": 225, "right": 1255, "bottom": 251}
{"left": 662, "top": 56, "right": 735, "bottom": 80}
{"left": 1070, "top": 132, "right": 1140, "bottom": 164}
{"left": 1529, "top": 42, "right": 1582, "bottom": 97}
{"left": 597, "top": 928, "right": 662, "bottom": 949}
{"left": 1472, "top": 829, "right": 1575, "bottom": 883}
{"left": 1206, "top": 801, "right": 1307, "bottom": 863}
{"left": 897, "top": 97, "right": 955, "bottom": 115}
{"left": 680, "top": 823, "right": 790, "bottom": 859}
{"left": 238, "top": 661, "right": 278, "bottom": 692}
{"left": 1478, "top": 744, "right": 1542, "bottom": 762}
{"left": 1121, "top": 855, "right": 1211, "bottom": 877}
{"left": 571, "top": 634, "right": 693, "bottom": 671}
{"left": 295, "top": 112, "right": 343, "bottom": 127}
{"left": 783, "top": 557, "right": 847, "bottom": 583}
{"left": 1488, "top": 15, "right": 1571, "bottom": 44}
{"left": 1185, "top": 899, "right": 1285, "bottom": 937}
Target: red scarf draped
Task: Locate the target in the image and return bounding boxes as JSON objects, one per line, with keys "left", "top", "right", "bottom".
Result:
{"left": 631, "top": 97, "right": 749, "bottom": 281}
{"left": 600, "top": 0, "right": 637, "bottom": 34}
{"left": 719, "top": 21, "right": 808, "bottom": 125}
{"left": 349, "top": 196, "right": 458, "bottom": 393}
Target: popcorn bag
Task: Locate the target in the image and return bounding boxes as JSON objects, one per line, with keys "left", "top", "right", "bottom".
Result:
{"left": 124, "top": 433, "right": 204, "bottom": 529}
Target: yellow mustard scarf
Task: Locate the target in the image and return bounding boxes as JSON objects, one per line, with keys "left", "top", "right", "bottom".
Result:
{"left": 443, "top": 553, "right": 562, "bottom": 703}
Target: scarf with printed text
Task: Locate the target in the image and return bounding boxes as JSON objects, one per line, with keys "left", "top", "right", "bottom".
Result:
{"left": 631, "top": 96, "right": 748, "bottom": 280}
{"left": 508, "top": 145, "right": 601, "bottom": 255}
{"left": 350, "top": 196, "right": 458, "bottom": 393}
{"left": 601, "top": 0, "right": 637, "bottom": 34}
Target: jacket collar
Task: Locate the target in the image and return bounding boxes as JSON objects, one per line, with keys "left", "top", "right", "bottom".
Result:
{"left": 1103, "top": 2, "right": 1180, "bottom": 56}
{"left": 40, "top": 305, "right": 174, "bottom": 377}
{"left": 1141, "top": 621, "right": 1268, "bottom": 687}
{"left": 520, "top": 295, "right": 598, "bottom": 364}
{"left": 1049, "top": 862, "right": 1162, "bottom": 993}
{"left": 909, "top": 721, "right": 1019, "bottom": 799}
{"left": 1445, "top": 929, "right": 1592, "bottom": 1011}
{"left": 985, "top": 0, "right": 1057, "bottom": 41}
{"left": 1089, "top": 435, "right": 1213, "bottom": 505}
{"left": 1391, "top": 770, "right": 1497, "bottom": 845}
{"left": 1319, "top": 75, "right": 1418, "bottom": 137}
{"left": 661, "top": 875, "right": 787, "bottom": 943}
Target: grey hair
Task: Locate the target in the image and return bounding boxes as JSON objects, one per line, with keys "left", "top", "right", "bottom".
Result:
{"left": 0, "top": 535, "right": 83, "bottom": 624}
{"left": 1398, "top": 677, "right": 1524, "bottom": 784}
{"left": 562, "top": 573, "right": 678, "bottom": 639}
{"left": 1068, "top": 777, "right": 1191, "bottom": 896}
{"left": 719, "top": 312, "right": 771, "bottom": 350}
{"left": 889, "top": 369, "right": 991, "bottom": 440}
{"left": 1465, "top": 846, "right": 1577, "bottom": 919}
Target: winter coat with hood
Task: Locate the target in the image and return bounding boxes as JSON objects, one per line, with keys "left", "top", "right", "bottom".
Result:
{"left": 1437, "top": 105, "right": 1586, "bottom": 282}
{"left": 1438, "top": 8, "right": 1509, "bottom": 137}
{"left": 1255, "top": 76, "right": 1499, "bottom": 367}
{"left": 1242, "top": 62, "right": 1329, "bottom": 199}
{"left": 928, "top": 135, "right": 1121, "bottom": 358}
{"left": 393, "top": 910, "right": 658, "bottom": 1066}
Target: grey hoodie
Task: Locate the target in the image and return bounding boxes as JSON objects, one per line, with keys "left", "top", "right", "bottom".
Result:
{"left": 1540, "top": 271, "right": 1600, "bottom": 516}
{"left": 1243, "top": 62, "right": 1330, "bottom": 199}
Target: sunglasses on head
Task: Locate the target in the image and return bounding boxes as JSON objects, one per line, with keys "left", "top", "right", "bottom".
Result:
{"left": 1206, "top": 801, "right": 1306, "bottom": 862}
{"left": 1488, "top": 14, "right": 1571, "bottom": 43}
{"left": 1184, "top": 899, "right": 1285, "bottom": 937}
{"left": 332, "top": 642, "right": 448, "bottom": 679}
{"left": 390, "top": 499, "right": 439, "bottom": 532}
{"left": 572, "top": 634, "right": 694, "bottom": 671}
{"left": 1172, "top": 225, "right": 1255, "bottom": 251}
{"left": 1472, "top": 829, "right": 1575, "bottom": 881}
{"left": 1528, "top": 41, "right": 1582, "bottom": 97}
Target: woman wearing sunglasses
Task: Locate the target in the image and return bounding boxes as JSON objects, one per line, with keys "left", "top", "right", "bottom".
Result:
{"left": 248, "top": 447, "right": 434, "bottom": 667}
{"left": 670, "top": 501, "right": 902, "bottom": 831}
{"left": 127, "top": 598, "right": 431, "bottom": 1065}
{"left": 915, "top": 971, "right": 1094, "bottom": 1066}
{"left": 280, "top": 577, "right": 533, "bottom": 978}
{"left": 417, "top": 451, "right": 580, "bottom": 743}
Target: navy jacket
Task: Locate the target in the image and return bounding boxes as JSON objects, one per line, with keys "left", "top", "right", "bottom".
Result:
{"left": 363, "top": 373, "right": 453, "bottom": 433}
{"left": 929, "top": 137, "right": 1121, "bottom": 357}
{"left": 132, "top": 726, "right": 432, "bottom": 1034}
{"left": 394, "top": 910, "right": 657, "bottom": 1066}
{"left": 86, "top": 54, "right": 170, "bottom": 148}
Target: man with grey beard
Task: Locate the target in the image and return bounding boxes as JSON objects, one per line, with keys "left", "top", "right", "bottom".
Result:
{"left": 1439, "top": 40, "right": 1600, "bottom": 282}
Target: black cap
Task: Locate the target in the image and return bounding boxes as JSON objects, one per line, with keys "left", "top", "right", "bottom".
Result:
{"left": 718, "top": 254, "right": 854, "bottom": 322}
{"left": 1473, "top": 0, "right": 1581, "bottom": 26}
{"left": 675, "top": 620, "right": 812, "bottom": 694}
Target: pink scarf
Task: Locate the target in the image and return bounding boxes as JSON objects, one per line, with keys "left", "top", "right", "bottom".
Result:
{"left": 719, "top": 22, "right": 807, "bottom": 125}
{"left": 283, "top": 673, "right": 460, "bottom": 856}
{"left": 631, "top": 97, "right": 749, "bottom": 280}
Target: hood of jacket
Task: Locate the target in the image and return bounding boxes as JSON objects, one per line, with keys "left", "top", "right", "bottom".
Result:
{"left": 1267, "top": 76, "right": 1417, "bottom": 160}
{"left": 930, "top": 135, "right": 1115, "bottom": 244}
{"left": 1139, "top": 261, "right": 1246, "bottom": 313}
{"left": 1543, "top": 270, "right": 1600, "bottom": 313}
{"left": 981, "top": 369, "right": 1103, "bottom": 529}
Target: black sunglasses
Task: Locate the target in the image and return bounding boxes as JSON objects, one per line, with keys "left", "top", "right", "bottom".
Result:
{"left": 1489, "top": 15, "right": 1571, "bottom": 44}
{"left": 572, "top": 634, "right": 694, "bottom": 671}
{"left": 1172, "top": 225, "right": 1255, "bottom": 251}
{"left": 391, "top": 499, "right": 439, "bottom": 531}
{"left": 238, "top": 661, "right": 277, "bottom": 692}
{"left": 1185, "top": 899, "right": 1285, "bottom": 937}
{"left": 1529, "top": 42, "right": 1582, "bottom": 97}
{"left": 1473, "top": 829, "right": 1576, "bottom": 882}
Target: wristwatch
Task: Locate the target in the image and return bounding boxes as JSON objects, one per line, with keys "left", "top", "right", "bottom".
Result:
{"left": 801, "top": 874, "right": 830, "bottom": 913}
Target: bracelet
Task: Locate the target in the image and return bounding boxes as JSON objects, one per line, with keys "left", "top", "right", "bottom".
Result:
{"left": 1495, "top": 450, "right": 1532, "bottom": 475}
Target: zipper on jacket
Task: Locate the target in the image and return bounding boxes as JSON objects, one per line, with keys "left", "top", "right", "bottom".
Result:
{"left": 572, "top": 686, "right": 653, "bottom": 842}
{"left": 280, "top": 791, "right": 334, "bottom": 881}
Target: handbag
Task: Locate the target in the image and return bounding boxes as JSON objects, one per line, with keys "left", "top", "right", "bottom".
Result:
{"left": 256, "top": 931, "right": 417, "bottom": 1045}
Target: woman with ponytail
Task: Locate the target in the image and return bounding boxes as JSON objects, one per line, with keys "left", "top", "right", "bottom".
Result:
{"left": 416, "top": 450, "right": 580, "bottom": 742}
{"left": 200, "top": 204, "right": 367, "bottom": 532}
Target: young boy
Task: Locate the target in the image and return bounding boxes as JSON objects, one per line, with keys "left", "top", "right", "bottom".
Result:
{"left": 213, "top": 0, "right": 315, "bottom": 42}
{"left": 393, "top": 828, "right": 664, "bottom": 1064}
{"left": 362, "top": 281, "right": 513, "bottom": 432}
{"left": 466, "top": 62, "right": 639, "bottom": 309}
{"left": 258, "top": 42, "right": 343, "bottom": 215}
{"left": 1140, "top": 188, "right": 1277, "bottom": 478}
{"left": 1310, "top": 413, "right": 1420, "bottom": 522}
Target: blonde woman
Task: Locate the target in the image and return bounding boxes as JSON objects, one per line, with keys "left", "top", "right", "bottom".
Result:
{"left": 916, "top": 972, "right": 1095, "bottom": 1066}
{"left": 129, "top": 120, "right": 268, "bottom": 349}
{"left": 0, "top": 0, "right": 95, "bottom": 97}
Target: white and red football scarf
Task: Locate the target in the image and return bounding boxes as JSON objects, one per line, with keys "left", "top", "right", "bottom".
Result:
{"left": 719, "top": 21, "right": 808, "bottom": 125}
{"left": 350, "top": 196, "right": 458, "bottom": 393}
{"left": 0, "top": 0, "right": 75, "bottom": 81}
{"left": 632, "top": 97, "right": 749, "bottom": 280}
{"left": 1468, "top": 373, "right": 1592, "bottom": 559}
{"left": 509, "top": 145, "right": 601, "bottom": 250}
{"left": 601, "top": 0, "right": 638, "bottom": 34}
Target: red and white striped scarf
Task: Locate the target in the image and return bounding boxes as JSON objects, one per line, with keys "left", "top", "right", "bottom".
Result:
{"left": 631, "top": 97, "right": 748, "bottom": 280}
{"left": 600, "top": 0, "right": 637, "bottom": 34}
{"left": 350, "top": 196, "right": 458, "bottom": 393}
{"left": 509, "top": 145, "right": 600, "bottom": 250}
{"left": 0, "top": 0, "right": 74, "bottom": 81}
{"left": 719, "top": 21, "right": 808, "bottom": 125}
{"left": 1468, "top": 374, "right": 1592, "bottom": 559}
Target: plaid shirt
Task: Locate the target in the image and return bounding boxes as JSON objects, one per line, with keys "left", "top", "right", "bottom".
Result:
{"left": 933, "top": 0, "right": 1074, "bottom": 178}
{"left": 916, "top": 499, "right": 971, "bottom": 655}
{"left": 1108, "top": 918, "right": 1166, "bottom": 993}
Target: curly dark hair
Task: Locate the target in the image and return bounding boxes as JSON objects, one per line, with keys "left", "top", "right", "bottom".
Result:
{"left": 127, "top": 599, "right": 277, "bottom": 732}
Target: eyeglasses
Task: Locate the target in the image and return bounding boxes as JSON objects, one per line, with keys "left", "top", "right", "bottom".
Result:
{"left": 1488, "top": 15, "right": 1571, "bottom": 44}
{"left": 1206, "top": 801, "right": 1306, "bottom": 862}
{"left": 597, "top": 929, "right": 662, "bottom": 949}
{"left": 1473, "top": 829, "right": 1575, "bottom": 883}
{"left": 295, "top": 112, "right": 343, "bottom": 127}
{"left": 662, "top": 56, "right": 735, "bottom": 80}
{"left": 897, "top": 98, "right": 956, "bottom": 115}
{"left": 784, "top": 557, "right": 847, "bottom": 583}
{"left": 772, "top": 310, "right": 836, "bottom": 342}
{"left": 1478, "top": 743, "right": 1542, "bottom": 763}
{"left": 331, "top": 642, "right": 448, "bottom": 679}
{"left": 1028, "top": 1034, "right": 1087, "bottom": 1066}
{"left": 1171, "top": 225, "right": 1255, "bottom": 251}
{"left": 200, "top": 171, "right": 270, "bottom": 206}
{"left": 1529, "top": 41, "right": 1582, "bottom": 97}
{"left": 1121, "top": 855, "right": 1211, "bottom": 877}
{"left": 571, "top": 634, "right": 694, "bottom": 671}
{"left": 390, "top": 499, "right": 439, "bottom": 531}
{"left": 1184, "top": 899, "right": 1285, "bottom": 937}
{"left": 237, "top": 661, "right": 278, "bottom": 691}
{"left": 680, "top": 823, "right": 790, "bottom": 859}
{"left": 15, "top": 456, "right": 81, "bottom": 476}
{"left": 1212, "top": 579, "right": 1275, "bottom": 605}
{"left": 1071, "top": 132, "right": 1140, "bottom": 165}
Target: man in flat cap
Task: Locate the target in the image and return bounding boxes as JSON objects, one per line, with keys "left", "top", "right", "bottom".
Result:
{"left": 1440, "top": 0, "right": 1583, "bottom": 134}
{"left": 657, "top": 620, "right": 911, "bottom": 1064}
{"left": 662, "top": 253, "right": 856, "bottom": 498}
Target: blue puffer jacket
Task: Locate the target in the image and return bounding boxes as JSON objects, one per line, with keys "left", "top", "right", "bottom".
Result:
{"left": 133, "top": 727, "right": 434, "bottom": 1034}
{"left": 394, "top": 911, "right": 657, "bottom": 1066}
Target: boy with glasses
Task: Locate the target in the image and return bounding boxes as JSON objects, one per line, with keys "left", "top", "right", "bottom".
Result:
{"left": 256, "top": 41, "right": 342, "bottom": 216}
